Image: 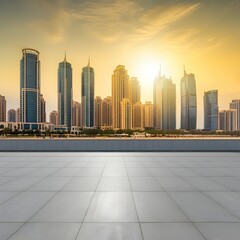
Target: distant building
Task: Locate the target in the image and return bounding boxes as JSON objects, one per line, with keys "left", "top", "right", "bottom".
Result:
{"left": 94, "top": 97, "right": 102, "bottom": 128}
{"left": 133, "top": 102, "right": 142, "bottom": 129}
{"left": 72, "top": 101, "right": 81, "bottom": 127}
{"left": 82, "top": 59, "right": 94, "bottom": 127}
{"left": 230, "top": 99, "right": 240, "bottom": 130}
{"left": 0, "top": 95, "right": 6, "bottom": 122}
{"left": 102, "top": 96, "right": 112, "bottom": 128}
{"left": 112, "top": 65, "right": 129, "bottom": 129}
{"left": 121, "top": 98, "right": 132, "bottom": 130}
{"left": 180, "top": 69, "right": 197, "bottom": 130}
{"left": 16, "top": 108, "right": 20, "bottom": 122}
{"left": 142, "top": 101, "right": 154, "bottom": 128}
{"left": 153, "top": 74, "right": 176, "bottom": 130}
{"left": 49, "top": 110, "right": 58, "bottom": 126}
{"left": 20, "top": 49, "right": 41, "bottom": 125}
{"left": 58, "top": 53, "right": 72, "bottom": 129}
{"left": 219, "top": 110, "right": 237, "bottom": 131}
{"left": 40, "top": 94, "right": 46, "bottom": 122}
{"left": 204, "top": 90, "right": 218, "bottom": 130}
{"left": 8, "top": 109, "right": 16, "bottom": 122}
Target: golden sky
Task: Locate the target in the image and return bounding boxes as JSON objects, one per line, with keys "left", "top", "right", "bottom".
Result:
{"left": 0, "top": 0, "right": 240, "bottom": 128}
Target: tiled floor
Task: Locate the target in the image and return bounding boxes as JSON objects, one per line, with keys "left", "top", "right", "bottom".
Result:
{"left": 0, "top": 152, "right": 240, "bottom": 240}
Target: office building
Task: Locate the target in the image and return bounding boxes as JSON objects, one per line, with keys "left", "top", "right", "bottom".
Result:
{"left": 8, "top": 109, "right": 16, "bottom": 122}
{"left": 102, "top": 96, "right": 112, "bottom": 128}
{"left": 219, "top": 110, "right": 237, "bottom": 131}
{"left": 20, "top": 48, "right": 41, "bottom": 125}
{"left": 40, "top": 94, "right": 46, "bottom": 122}
{"left": 129, "top": 77, "right": 140, "bottom": 106}
{"left": 81, "top": 59, "right": 94, "bottom": 127}
{"left": 94, "top": 96, "right": 102, "bottom": 128}
{"left": 133, "top": 102, "right": 142, "bottom": 129}
{"left": 49, "top": 110, "right": 58, "bottom": 126}
{"left": 142, "top": 101, "right": 154, "bottom": 128}
{"left": 204, "top": 90, "right": 219, "bottom": 130}
{"left": 72, "top": 101, "right": 81, "bottom": 127}
{"left": 58, "top": 53, "right": 72, "bottom": 129}
{"left": 180, "top": 69, "right": 197, "bottom": 129}
{"left": 16, "top": 108, "right": 20, "bottom": 122}
{"left": 121, "top": 98, "right": 132, "bottom": 130}
{"left": 153, "top": 74, "right": 176, "bottom": 130}
{"left": 112, "top": 65, "right": 129, "bottom": 129}
{"left": 0, "top": 95, "right": 6, "bottom": 122}
{"left": 230, "top": 99, "right": 240, "bottom": 130}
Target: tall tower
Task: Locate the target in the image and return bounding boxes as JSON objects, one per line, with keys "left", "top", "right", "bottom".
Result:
{"left": 58, "top": 53, "right": 72, "bottom": 129}
{"left": 0, "top": 95, "right": 6, "bottom": 122}
{"left": 81, "top": 59, "right": 95, "bottom": 127}
{"left": 20, "top": 48, "right": 41, "bottom": 124}
{"left": 204, "top": 90, "right": 218, "bottom": 130}
{"left": 180, "top": 69, "right": 197, "bottom": 130}
{"left": 153, "top": 74, "right": 176, "bottom": 130}
{"left": 112, "top": 65, "right": 129, "bottom": 129}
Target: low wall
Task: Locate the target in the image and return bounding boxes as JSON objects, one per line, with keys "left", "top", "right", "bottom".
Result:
{"left": 0, "top": 138, "right": 240, "bottom": 151}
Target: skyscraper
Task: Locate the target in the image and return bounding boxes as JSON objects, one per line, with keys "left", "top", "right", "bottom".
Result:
{"left": 153, "top": 74, "right": 176, "bottom": 130}
{"left": 81, "top": 59, "right": 94, "bottom": 127}
{"left": 40, "top": 94, "right": 46, "bottom": 122}
{"left": 20, "top": 48, "right": 41, "bottom": 124}
{"left": 133, "top": 102, "right": 142, "bottom": 129}
{"left": 49, "top": 110, "right": 58, "bottom": 126}
{"left": 72, "top": 101, "right": 81, "bottom": 127}
{"left": 112, "top": 65, "right": 129, "bottom": 129}
{"left": 142, "top": 101, "right": 154, "bottom": 129}
{"left": 180, "top": 69, "right": 197, "bottom": 130}
{"left": 94, "top": 96, "right": 102, "bottom": 128}
{"left": 204, "top": 90, "right": 218, "bottom": 130}
{"left": 102, "top": 96, "right": 112, "bottom": 127}
{"left": 8, "top": 109, "right": 16, "bottom": 122}
{"left": 230, "top": 99, "right": 240, "bottom": 130}
{"left": 0, "top": 95, "right": 6, "bottom": 122}
{"left": 128, "top": 77, "right": 141, "bottom": 106}
{"left": 121, "top": 98, "right": 132, "bottom": 130}
{"left": 58, "top": 53, "right": 72, "bottom": 129}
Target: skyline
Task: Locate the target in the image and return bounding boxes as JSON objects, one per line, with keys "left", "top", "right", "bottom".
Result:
{"left": 1, "top": 0, "right": 240, "bottom": 128}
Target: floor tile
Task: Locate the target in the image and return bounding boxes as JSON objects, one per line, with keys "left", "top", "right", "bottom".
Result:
{"left": 97, "top": 177, "right": 131, "bottom": 192}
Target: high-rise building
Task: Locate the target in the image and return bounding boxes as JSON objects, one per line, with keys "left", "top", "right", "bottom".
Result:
{"left": 153, "top": 74, "right": 176, "bottom": 130}
{"left": 204, "top": 90, "right": 218, "bottom": 130}
{"left": 72, "top": 101, "right": 81, "bottom": 127}
{"left": 112, "top": 65, "right": 129, "bottom": 129}
{"left": 20, "top": 48, "right": 41, "bottom": 124}
{"left": 81, "top": 59, "right": 94, "bottom": 127}
{"left": 180, "top": 69, "right": 197, "bottom": 130}
{"left": 16, "top": 108, "right": 20, "bottom": 122}
{"left": 102, "top": 96, "right": 112, "bottom": 127}
{"left": 49, "top": 110, "right": 58, "bottom": 126}
{"left": 121, "top": 98, "right": 132, "bottom": 130}
{"left": 40, "top": 94, "right": 46, "bottom": 122}
{"left": 0, "top": 95, "right": 6, "bottom": 122}
{"left": 94, "top": 96, "right": 102, "bottom": 128}
{"left": 133, "top": 102, "right": 142, "bottom": 129}
{"left": 129, "top": 77, "right": 140, "bottom": 106}
{"left": 230, "top": 99, "right": 240, "bottom": 130}
{"left": 58, "top": 53, "right": 72, "bottom": 129}
{"left": 8, "top": 109, "right": 16, "bottom": 122}
{"left": 142, "top": 101, "right": 154, "bottom": 128}
{"left": 219, "top": 110, "right": 237, "bottom": 131}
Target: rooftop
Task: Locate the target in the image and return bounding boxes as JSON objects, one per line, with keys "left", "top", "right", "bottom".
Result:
{"left": 0, "top": 152, "right": 240, "bottom": 239}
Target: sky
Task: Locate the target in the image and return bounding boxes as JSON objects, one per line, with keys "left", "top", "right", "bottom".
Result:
{"left": 0, "top": 0, "right": 240, "bottom": 128}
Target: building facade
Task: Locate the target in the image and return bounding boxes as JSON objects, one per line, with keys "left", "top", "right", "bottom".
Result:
{"left": 40, "top": 94, "right": 46, "bottom": 122}
{"left": 180, "top": 70, "right": 197, "bottom": 130}
{"left": 230, "top": 99, "right": 240, "bottom": 130}
{"left": 219, "top": 110, "right": 237, "bottom": 131}
{"left": 133, "top": 102, "right": 142, "bottom": 129}
{"left": 112, "top": 65, "right": 129, "bottom": 129}
{"left": 58, "top": 54, "right": 72, "bottom": 129}
{"left": 204, "top": 90, "right": 219, "bottom": 130}
{"left": 81, "top": 59, "right": 94, "bottom": 127}
{"left": 102, "top": 96, "right": 112, "bottom": 128}
{"left": 94, "top": 97, "right": 102, "bottom": 128}
{"left": 49, "top": 110, "right": 58, "bottom": 126}
{"left": 142, "top": 101, "right": 154, "bottom": 129}
{"left": 0, "top": 95, "right": 6, "bottom": 122}
{"left": 20, "top": 48, "right": 41, "bottom": 125}
{"left": 8, "top": 109, "right": 16, "bottom": 122}
{"left": 121, "top": 98, "right": 132, "bottom": 130}
{"left": 72, "top": 101, "right": 81, "bottom": 127}
{"left": 154, "top": 74, "right": 176, "bottom": 130}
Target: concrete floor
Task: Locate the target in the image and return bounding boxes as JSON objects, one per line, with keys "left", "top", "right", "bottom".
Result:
{"left": 0, "top": 152, "right": 240, "bottom": 240}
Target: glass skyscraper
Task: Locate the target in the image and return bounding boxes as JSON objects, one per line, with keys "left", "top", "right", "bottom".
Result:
{"left": 81, "top": 59, "right": 94, "bottom": 127}
{"left": 58, "top": 54, "right": 72, "bottom": 129}
{"left": 204, "top": 90, "right": 219, "bottom": 130}
{"left": 181, "top": 69, "right": 197, "bottom": 130}
{"left": 20, "top": 49, "right": 40, "bottom": 125}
